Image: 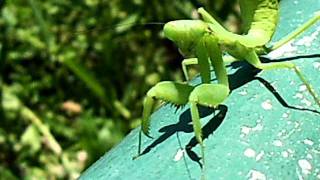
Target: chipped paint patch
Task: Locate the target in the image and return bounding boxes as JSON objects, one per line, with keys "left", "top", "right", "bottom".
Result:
{"left": 268, "top": 40, "right": 297, "bottom": 59}
{"left": 313, "top": 62, "right": 320, "bottom": 70}
{"left": 247, "top": 169, "right": 266, "bottom": 180}
{"left": 252, "top": 123, "right": 263, "bottom": 131}
{"left": 287, "top": 149, "right": 295, "bottom": 154}
{"left": 299, "top": 85, "right": 307, "bottom": 92}
{"left": 306, "top": 154, "right": 313, "bottom": 159}
{"left": 238, "top": 89, "right": 248, "bottom": 96}
{"left": 294, "top": 121, "right": 301, "bottom": 129}
{"left": 282, "top": 112, "right": 289, "bottom": 118}
{"left": 255, "top": 151, "right": 264, "bottom": 161}
{"left": 240, "top": 123, "right": 263, "bottom": 137}
{"left": 294, "top": 93, "right": 304, "bottom": 99}
{"left": 273, "top": 140, "right": 283, "bottom": 147}
{"left": 241, "top": 126, "right": 251, "bottom": 135}
{"left": 300, "top": 98, "right": 312, "bottom": 106}
{"left": 261, "top": 100, "right": 272, "bottom": 110}
{"left": 173, "top": 148, "right": 185, "bottom": 162}
{"left": 295, "top": 36, "right": 313, "bottom": 47}
{"left": 303, "top": 139, "right": 314, "bottom": 146}
{"left": 295, "top": 22, "right": 320, "bottom": 48}
{"left": 298, "top": 159, "right": 312, "bottom": 175}
{"left": 282, "top": 151, "right": 289, "bottom": 158}
{"left": 244, "top": 148, "right": 256, "bottom": 158}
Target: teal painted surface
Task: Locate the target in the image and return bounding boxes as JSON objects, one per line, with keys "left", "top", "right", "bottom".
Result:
{"left": 81, "top": 0, "right": 320, "bottom": 179}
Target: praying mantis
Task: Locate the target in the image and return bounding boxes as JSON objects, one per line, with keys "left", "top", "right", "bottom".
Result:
{"left": 134, "top": 0, "right": 320, "bottom": 178}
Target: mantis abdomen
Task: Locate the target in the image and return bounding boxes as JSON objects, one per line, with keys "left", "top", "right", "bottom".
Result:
{"left": 242, "top": 0, "right": 279, "bottom": 46}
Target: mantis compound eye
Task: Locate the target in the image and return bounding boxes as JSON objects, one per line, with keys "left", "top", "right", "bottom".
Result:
{"left": 163, "top": 20, "right": 208, "bottom": 55}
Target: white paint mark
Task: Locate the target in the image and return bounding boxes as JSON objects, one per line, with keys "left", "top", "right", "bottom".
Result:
{"left": 238, "top": 90, "right": 248, "bottom": 96}
{"left": 244, "top": 148, "right": 256, "bottom": 158}
{"left": 303, "top": 139, "right": 314, "bottom": 146}
{"left": 273, "top": 140, "right": 283, "bottom": 147}
{"left": 288, "top": 149, "right": 294, "bottom": 154}
{"left": 173, "top": 148, "right": 185, "bottom": 161}
{"left": 295, "top": 21, "right": 320, "bottom": 47}
{"left": 255, "top": 151, "right": 264, "bottom": 161}
{"left": 252, "top": 123, "right": 263, "bottom": 131}
{"left": 247, "top": 169, "right": 266, "bottom": 180}
{"left": 296, "top": 167, "right": 304, "bottom": 180}
{"left": 282, "top": 151, "right": 289, "bottom": 158}
{"left": 282, "top": 113, "right": 289, "bottom": 118}
{"left": 294, "top": 93, "right": 304, "bottom": 99}
{"left": 268, "top": 40, "right": 297, "bottom": 59}
{"left": 301, "top": 98, "right": 312, "bottom": 106}
{"left": 298, "top": 159, "right": 312, "bottom": 175}
{"left": 294, "top": 121, "right": 301, "bottom": 128}
{"left": 261, "top": 100, "right": 272, "bottom": 110}
{"left": 299, "top": 85, "right": 307, "bottom": 92}
{"left": 306, "top": 154, "right": 313, "bottom": 159}
{"left": 241, "top": 126, "right": 251, "bottom": 135}
{"left": 290, "top": 81, "right": 295, "bottom": 85}
{"left": 295, "top": 36, "right": 313, "bottom": 47}
{"left": 295, "top": 23, "right": 320, "bottom": 49}
{"left": 240, "top": 123, "right": 263, "bottom": 137}
{"left": 313, "top": 62, "right": 320, "bottom": 70}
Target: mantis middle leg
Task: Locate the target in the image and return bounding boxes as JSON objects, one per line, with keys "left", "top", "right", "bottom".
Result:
{"left": 271, "top": 11, "right": 320, "bottom": 50}
{"left": 188, "top": 35, "right": 230, "bottom": 175}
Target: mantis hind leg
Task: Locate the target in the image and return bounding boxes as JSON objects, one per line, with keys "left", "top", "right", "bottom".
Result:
{"left": 271, "top": 11, "right": 320, "bottom": 50}
{"left": 246, "top": 50, "right": 320, "bottom": 108}
{"left": 135, "top": 81, "right": 194, "bottom": 157}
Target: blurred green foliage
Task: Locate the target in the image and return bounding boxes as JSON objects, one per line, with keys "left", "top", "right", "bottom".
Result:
{"left": 0, "top": 0, "right": 238, "bottom": 179}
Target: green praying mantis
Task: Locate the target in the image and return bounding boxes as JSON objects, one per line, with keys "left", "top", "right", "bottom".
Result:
{"left": 134, "top": 0, "right": 320, "bottom": 177}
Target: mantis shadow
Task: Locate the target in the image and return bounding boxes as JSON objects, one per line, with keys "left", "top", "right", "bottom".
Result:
{"left": 185, "top": 57, "right": 320, "bottom": 167}
{"left": 138, "top": 105, "right": 216, "bottom": 156}
{"left": 184, "top": 105, "right": 228, "bottom": 168}
{"left": 227, "top": 56, "right": 320, "bottom": 114}
{"left": 138, "top": 62, "right": 256, "bottom": 160}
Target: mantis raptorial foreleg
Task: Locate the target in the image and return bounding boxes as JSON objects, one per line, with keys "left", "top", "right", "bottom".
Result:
{"left": 136, "top": 81, "right": 194, "bottom": 155}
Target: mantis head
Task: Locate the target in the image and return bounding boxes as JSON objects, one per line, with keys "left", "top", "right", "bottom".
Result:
{"left": 163, "top": 20, "right": 208, "bottom": 56}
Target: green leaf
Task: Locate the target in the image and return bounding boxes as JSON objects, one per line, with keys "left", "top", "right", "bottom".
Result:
{"left": 21, "top": 125, "right": 42, "bottom": 153}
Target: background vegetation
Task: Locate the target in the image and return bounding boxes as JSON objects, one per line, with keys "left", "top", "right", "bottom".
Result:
{"left": 0, "top": 0, "right": 239, "bottom": 179}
